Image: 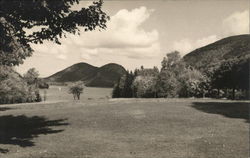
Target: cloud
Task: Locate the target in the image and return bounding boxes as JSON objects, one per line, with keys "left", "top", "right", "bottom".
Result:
{"left": 75, "top": 6, "right": 160, "bottom": 59}
{"left": 222, "top": 10, "right": 249, "bottom": 36}
{"left": 172, "top": 35, "right": 218, "bottom": 56}
{"left": 57, "top": 54, "right": 67, "bottom": 60}
{"left": 172, "top": 10, "right": 249, "bottom": 56}
{"left": 31, "top": 6, "right": 161, "bottom": 61}
{"left": 31, "top": 42, "right": 69, "bottom": 60}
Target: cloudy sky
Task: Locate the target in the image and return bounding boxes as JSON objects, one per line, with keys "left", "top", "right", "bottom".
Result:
{"left": 16, "top": 0, "right": 249, "bottom": 77}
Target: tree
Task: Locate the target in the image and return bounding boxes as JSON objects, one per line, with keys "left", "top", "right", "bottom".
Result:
{"left": 23, "top": 68, "right": 39, "bottom": 85}
{"left": 112, "top": 78, "right": 121, "bottom": 98}
{"left": 69, "top": 81, "right": 85, "bottom": 100}
{"left": 179, "top": 67, "right": 206, "bottom": 97}
{"left": 120, "top": 71, "right": 134, "bottom": 98}
{"left": 23, "top": 68, "right": 42, "bottom": 101}
{"left": 161, "top": 51, "right": 182, "bottom": 71}
{"left": 112, "top": 70, "right": 137, "bottom": 98}
{"left": 211, "top": 57, "right": 250, "bottom": 99}
{"left": 156, "top": 51, "right": 184, "bottom": 97}
{"left": 237, "top": 58, "right": 250, "bottom": 99}
{"left": 156, "top": 70, "right": 179, "bottom": 97}
{"left": 0, "top": 0, "right": 109, "bottom": 66}
{"left": 132, "top": 67, "right": 159, "bottom": 98}
{"left": 0, "top": 66, "right": 38, "bottom": 104}
{"left": 132, "top": 76, "right": 157, "bottom": 98}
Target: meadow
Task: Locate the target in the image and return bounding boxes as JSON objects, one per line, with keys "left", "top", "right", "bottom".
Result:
{"left": 0, "top": 86, "right": 249, "bottom": 158}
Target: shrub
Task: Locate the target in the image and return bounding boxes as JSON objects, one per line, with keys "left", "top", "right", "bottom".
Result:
{"left": 0, "top": 66, "right": 39, "bottom": 104}
{"left": 68, "top": 81, "right": 85, "bottom": 100}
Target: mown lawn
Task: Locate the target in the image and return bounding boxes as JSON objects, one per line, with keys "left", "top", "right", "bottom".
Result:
{"left": 0, "top": 95, "right": 249, "bottom": 158}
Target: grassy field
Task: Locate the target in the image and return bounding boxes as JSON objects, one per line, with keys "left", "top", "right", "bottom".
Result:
{"left": 0, "top": 86, "right": 249, "bottom": 158}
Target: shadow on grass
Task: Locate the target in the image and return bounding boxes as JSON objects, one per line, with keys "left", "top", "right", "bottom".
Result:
{"left": 0, "top": 115, "right": 68, "bottom": 153}
{"left": 191, "top": 102, "right": 249, "bottom": 122}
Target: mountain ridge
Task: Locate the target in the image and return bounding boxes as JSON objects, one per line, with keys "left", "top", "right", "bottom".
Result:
{"left": 44, "top": 62, "right": 126, "bottom": 87}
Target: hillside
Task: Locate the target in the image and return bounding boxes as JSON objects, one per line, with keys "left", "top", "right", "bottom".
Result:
{"left": 183, "top": 34, "right": 250, "bottom": 71}
{"left": 87, "top": 63, "right": 127, "bottom": 87}
{"left": 45, "top": 63, "right": 97, "bottom": 82}
{"left": 45, "top": 63, "right": 126, "bottom": 87}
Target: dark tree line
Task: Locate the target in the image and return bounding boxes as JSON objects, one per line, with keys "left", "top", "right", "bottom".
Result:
{"left": 211, "top": 57, "right": 249, "bottom": 99}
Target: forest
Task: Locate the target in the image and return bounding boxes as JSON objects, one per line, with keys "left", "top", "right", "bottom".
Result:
{"left": 112, "top": 51, "right": 249, "bottom": 100}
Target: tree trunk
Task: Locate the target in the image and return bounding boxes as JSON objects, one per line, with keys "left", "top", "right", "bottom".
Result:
{"left": 225, "top": 89, "right": 228, "bottom": 99}
{"left": 232, "top": 88, "right": 235, "bottom": 100}
{"left": 202, "top": 92, "right": 205, "bottom": 98}
{"left": 246, "top": 89, "right": 250, "bottom": 100}
{"left": 217, "top": 89, "right": 220, "bottom": 98}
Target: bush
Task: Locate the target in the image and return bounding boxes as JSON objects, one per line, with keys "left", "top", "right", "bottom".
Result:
{"left": 0, "top": 66, "right": 40, "bottom": 104}
{"left": 132, "top": 76, "right": 157, "bottom": 98}
{"left": 38, "top": 79, "right": 49, "bottom": 89}
{"left": 68, "top": 81, "right": 85, "bottom": 100}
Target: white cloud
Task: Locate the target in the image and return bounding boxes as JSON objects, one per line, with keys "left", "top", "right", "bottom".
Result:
{"left": 173, "top": 39, "right": 193, "bottom": 56}
{"left": 222, "top": 10, "right": 249, "bottom": 36}
{"left": 172, "top": 35, "right": 218, "bottom": 56}
{"left": 172, "top": 10, "right": 249, "bottom": 56}
{"left": 57, "top": 54, "right": 67, "bottom": 60}
{"left": 31, "top": 6, "right": 161, "bottom": 61}
{"left": 195, "top": 35, "right": 218, "bottom": 47}
{"left": 31, "top": 42, "right": 69, "bottom": 60}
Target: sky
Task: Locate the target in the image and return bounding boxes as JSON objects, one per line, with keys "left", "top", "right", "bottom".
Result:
{"left": 16, "top": 0, "right": 249, "bottom": 77}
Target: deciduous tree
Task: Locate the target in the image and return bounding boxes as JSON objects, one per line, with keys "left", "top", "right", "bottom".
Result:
{"left": 69, "top": 81, "right": 85, "bottom": 100}
{"left": 0, "top": 0, "right": 109, "bottom": 66}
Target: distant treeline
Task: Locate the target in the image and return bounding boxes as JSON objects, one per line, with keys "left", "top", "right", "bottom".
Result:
{"left": 112, "top": 51, "right": 249, "bottom": 100}
{"left": 0, "top": 67, "right": 49, "bottom": 104}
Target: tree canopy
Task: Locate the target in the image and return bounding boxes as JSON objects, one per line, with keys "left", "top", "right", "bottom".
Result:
{"left": 0, "top": 0, "right": 109, "bottom": 66}
{"left": 68, "top": 81, "right": 85, "bottom": 100}
{"left": 23, "top": 68, "right": 39, "bottom": 84}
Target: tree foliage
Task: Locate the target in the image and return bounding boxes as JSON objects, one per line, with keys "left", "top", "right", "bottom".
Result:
{"left": 112, "top": 71, "right": 134, "bottom": 98}
{"left": 0, "top": 0, "right": 109, "bottom": 66}
{"left": 23, "top": 68, "right": 39, "bottom": 85}
{"left": 179, "top": 67, "right": 206, "bottom": 97}
{"left": 132, "top": 68, "right": 159, "bottom": 98}
{"left": 212, "top": 57, "right": 249, "bottom": 99}
{"left": 156, "top": 51, "right": 184, "bottom": 97}
{"left": 112, "top": 51, "right": 249, "bottom": 100}
{"left": 68, "top": 81, "right": 85, "bottom": 100}
{"left": 0, "top": 66, "right": 39, "bottom": 104}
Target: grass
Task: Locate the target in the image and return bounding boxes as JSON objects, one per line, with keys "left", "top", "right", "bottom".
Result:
{"left": 0, "top": 86, "right": 249, "bottom": 158}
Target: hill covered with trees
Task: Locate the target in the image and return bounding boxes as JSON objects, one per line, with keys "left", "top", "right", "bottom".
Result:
{"left": 45, "top": 63, "right": 126, "bottom": 87}
{"left": 183, "top": 34, "right": 250, "bottom": 72}
{"left": 113, "top": 35, "right": 250, "bottom": 100}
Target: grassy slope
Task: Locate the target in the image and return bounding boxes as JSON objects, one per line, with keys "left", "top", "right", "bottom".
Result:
{"left": 0, "top": 88, "right": 249, "bottom": 158}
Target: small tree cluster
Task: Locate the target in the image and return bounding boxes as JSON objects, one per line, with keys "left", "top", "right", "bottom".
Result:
{"left": 68, "top": 81, "right": 85, "bottom": 100}
{"left": 112, "top": 51, "right": 208, "bottom": 99}
{"left": 132, "top": 67, "right": 159, "bottom": 98}
{"left": 0, "top": 66, "right": 40, "bottom": 104}
{"left": 211, "top": 56, "right": 249, "bottom": 99}
{"left": 112, "top": 71, "right": 134, "bottom": 98}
